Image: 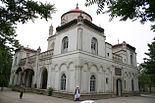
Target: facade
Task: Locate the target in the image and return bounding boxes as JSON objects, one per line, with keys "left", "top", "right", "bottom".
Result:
{"left": 9, "top": 5, "right": 139, "bottom": 98}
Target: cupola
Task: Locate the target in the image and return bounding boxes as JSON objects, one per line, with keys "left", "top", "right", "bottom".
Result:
{"left": 61, "top": 4, "right": 92, "bottom": 25}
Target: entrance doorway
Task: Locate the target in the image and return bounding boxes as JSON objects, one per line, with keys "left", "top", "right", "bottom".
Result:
{"left": 41, "top": 69, "right": 48, "bottom": 89}
{"left": 25, "top": 70, "right": 34, "bottom": 88}
{"left": 116, "top": 79, "right": 122, "bottom": 96}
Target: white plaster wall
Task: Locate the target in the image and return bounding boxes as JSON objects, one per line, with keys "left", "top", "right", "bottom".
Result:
{"left": 82, "top": 26, "right": 105, "bottom": 57}
{"left": 105, "top": 43, "right": 112, "bottom": 59}
{"left": 81, "top": 64, "right": 89, "bottom": 93}
{"left": 68, "top": 63, "right": 75, "bottom": 92}
{"left": 50, "top": 69, "right": 56, "bottom": 89}
{"left": 97, "top": 68, "right": 103, "bottom": 92}
{"left": 54, "top": 65, "right": 59, "bottom": 90}
{"left": 47, "top": 36, "right": 55, "bottom": 50}
{"left": 54, "top": 27, "right": 77, "bottom": 55}
{"left": 126, "top": 50, "right": 130, "bottom": 65}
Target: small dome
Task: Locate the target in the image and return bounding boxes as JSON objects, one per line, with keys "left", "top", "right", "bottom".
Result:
{"left": 61, "top": 4, "right": 92, "bottom": 25}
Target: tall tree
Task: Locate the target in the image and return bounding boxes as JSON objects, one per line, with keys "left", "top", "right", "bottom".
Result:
{"left": 142, "top": 38, "right": 155, "bottom": 85}
{"left": 85, "top": 0, "right": 155, "bottom": 32}
{"left": 0, "top": 0, "right": 56, "bottom": 86}
{"left": 138, "top": 64, "right": 152, "bottom": 92}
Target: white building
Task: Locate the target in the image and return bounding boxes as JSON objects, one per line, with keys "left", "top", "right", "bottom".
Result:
{"left": 9, "top": 5, "right": 139, "bottom": 99}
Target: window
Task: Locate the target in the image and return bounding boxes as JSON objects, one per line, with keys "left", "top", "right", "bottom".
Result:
{"left": 130, "top": 54, "right": 133, "bottom": 65}
{"left": 91, "top": 38, "right": 98, "bottom": 55}
{"left": 107, "top": 53, "right": 109, "bottom": 57}
{"left": 61, "top": 74, "right": 66, "bottom": 90}
{"left": 62, "top": 36, "right": 68, "bottom": 53}
{"left": 131, "top": 79, "right": 134, "bottom": 91}
{"left": 90, "top": 75, "right": 96, "bottom": 92}
{"left": 115, "top": 68, "right": 122, "bottom": 76}
{"left": 106, "top": 78, "right": 108, "bottom": 84}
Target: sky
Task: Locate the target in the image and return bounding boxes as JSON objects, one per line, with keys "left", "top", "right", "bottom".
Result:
{"left": 16, "top": 0, "right": 154, "bottom": 64}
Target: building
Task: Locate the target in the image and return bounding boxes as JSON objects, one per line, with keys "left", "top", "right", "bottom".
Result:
{"left": 9, "top": 5, "right": 139, "bottom": 99}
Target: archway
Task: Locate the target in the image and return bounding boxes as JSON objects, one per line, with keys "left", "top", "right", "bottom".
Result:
{"left": 16, "top": 66, "right": 34, "bottom": 86}
{"left": 25, "top": 69, "right": 34, "bottom": 88}
{"left": 41, "top": 69, "right": 48, "bottom": 89}
{"left": 116, "top": 79, "right": 122, "bottom": 96}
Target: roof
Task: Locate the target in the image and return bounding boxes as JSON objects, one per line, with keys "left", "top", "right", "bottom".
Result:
{"left": 15, "top": 47, "right": 37, "bottom": 53}
{"left": 61, "top": 5, "right": 92, "bottom": 21}
{"left": 112, "top": 43, "right": 136, "bottom": 51}
{"left": 56, "top": 19, "right": 104, "bottom": 33}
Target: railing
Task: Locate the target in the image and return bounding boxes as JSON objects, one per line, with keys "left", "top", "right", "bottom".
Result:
{"left": 19, "top": 58, "right": 26, "bottom": 66}
{"left": 112, "top": 53, "right": 123, "bottom": 63}
{"left": 28, "top": 55, "right": 36, "bottom": 63}
{"left": 39, "top": 49, "right": 53, "bottom": 60}
{"left": 19, "top": 49, "right": 53, "bottom": 65}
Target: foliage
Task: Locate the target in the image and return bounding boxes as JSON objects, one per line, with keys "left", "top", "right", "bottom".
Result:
{"left": 0, "top": 41, "right": 13, "bottom": 86}
{"left": 48, "top": 87, "right": 53, "bottom": 96}
{"left": 138, "top": 64, "right": 152, "bottom": 92}
{"left": 138, "top": 38, "right": 155, "bottom": 93}
{"left": 0, "top": 0, "right": 56, "bottom": 86}
{"left": 85, "top": 0, "right": 155, "bottom": 31}
{"left": 142, "top": 38, "right": 155, "bottom": 84}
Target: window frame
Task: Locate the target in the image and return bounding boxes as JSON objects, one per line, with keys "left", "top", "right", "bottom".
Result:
{"left": 60, "top": 73, "right": 66, "bottom": 90}
{"left": 91, "top": 37, "right": 98, "bottom": 55}
{"left": 90, "top": 75, "right": 96, "bottom": 92}
{"left": 62, "top": 36, "right": 68, "bottom": 53}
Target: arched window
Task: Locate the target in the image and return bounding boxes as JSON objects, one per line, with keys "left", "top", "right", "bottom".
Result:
{"left": 91, "top": 37, "right": 98, "bottom": 55}
{"left": 62, "top": 36, "right": 68, "bottom": 53}
{"left": 90, "top": 75, "right": 96, "bottom": 92}
{"left": 61, "top": 73, "right": 66, "bottom": 90}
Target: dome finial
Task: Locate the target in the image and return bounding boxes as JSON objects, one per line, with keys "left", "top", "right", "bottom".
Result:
{"left": 76, "top": 3, "right": 79, "bottom": 9}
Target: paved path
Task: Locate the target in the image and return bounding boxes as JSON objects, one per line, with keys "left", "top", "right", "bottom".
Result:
{"left": 0, "top": 89, "right": 155, "bottom": 103}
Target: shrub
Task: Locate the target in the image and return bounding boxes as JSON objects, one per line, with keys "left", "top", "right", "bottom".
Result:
{"left": 48, "top": 87, "right": 53, "bottom": 96}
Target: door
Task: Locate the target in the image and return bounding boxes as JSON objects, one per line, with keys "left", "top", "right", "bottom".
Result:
{"left": 116, "top": 79, "right": 122, "bottom": 96}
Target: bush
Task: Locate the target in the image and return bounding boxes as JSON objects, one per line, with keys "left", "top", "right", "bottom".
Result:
{"left": 48, "top": 87, "right": 53, "bottom": 96}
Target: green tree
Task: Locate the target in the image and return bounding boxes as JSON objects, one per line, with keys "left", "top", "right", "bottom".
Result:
{"left": 85, "top": 0, "right": 155, "bottom": 32}
{"left": 138, "top": 64, "right": 152, "bottom": 93}
{"left": 0, "top": 0, "right": 56, "bottom": 87}
{"left": 142, "top": 38, "right": 155, "bottom": 86}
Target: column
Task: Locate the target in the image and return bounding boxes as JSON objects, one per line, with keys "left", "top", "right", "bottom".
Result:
{"left": 77, "top": 28, "right": 83, "bottom": 50}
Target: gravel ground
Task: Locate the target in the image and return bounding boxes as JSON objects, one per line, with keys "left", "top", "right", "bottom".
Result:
{"left": 0, "top": 88, "right": 155, "bottom": 103}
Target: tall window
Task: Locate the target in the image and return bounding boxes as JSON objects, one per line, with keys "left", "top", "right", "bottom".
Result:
{"left": 91, "top": 38, "right": 98, "bottom": 55}
{"left": 61, "top": 74, "right": 66, "bottom": 90}
{"left": 62, "top": 36, "right": 68, "bottom": 53}
{"left": 90, "top": 75, "right": 96, "bottom": 92}
{"left": 106, "top": 78, "right": 108, "bottom": 84}
{"left": 130, "top": 54, "right": 133, "bottom": 65}
{"left": 131, "top": 79, "right": 134, "bottom": 91}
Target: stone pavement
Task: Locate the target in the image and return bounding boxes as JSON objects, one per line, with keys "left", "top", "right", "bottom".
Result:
{"left": 0, "top": 88, "right": 155, "bottom": 103}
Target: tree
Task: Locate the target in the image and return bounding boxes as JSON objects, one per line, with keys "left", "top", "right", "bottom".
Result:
{"left": 138, "top": 64, "right": 152, "bottom": 93}
{"left": 142, "top": 38, "right": 155, "bottom": 86}
{"left": 85, "top": 0, "right": 155, "bottom": 32}
{"left": 0, "top": 0, "right": 56, "bottom": 86}
{"left": 0, "top": 44, "right": 12, "bottom": 88}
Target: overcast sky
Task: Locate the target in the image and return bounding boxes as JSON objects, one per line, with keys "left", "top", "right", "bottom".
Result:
{"left": 16, "top": 0, "right": 154, "bottom": 64}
